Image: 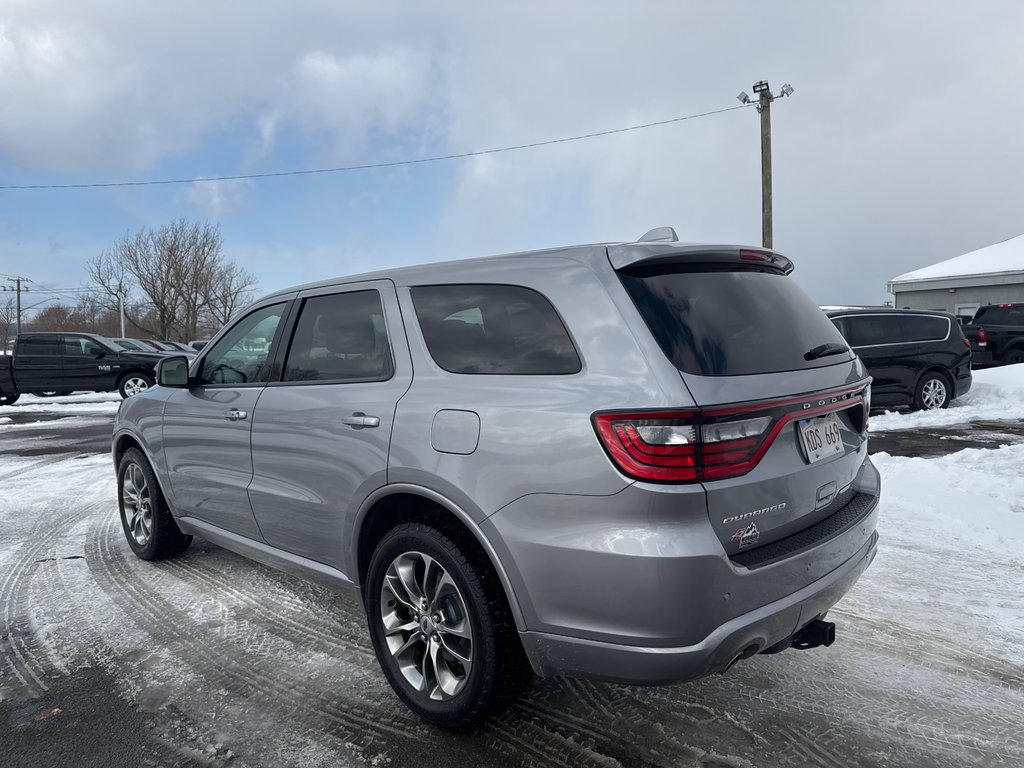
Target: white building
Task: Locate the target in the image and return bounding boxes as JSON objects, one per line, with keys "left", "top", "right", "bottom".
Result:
{"left": 887, "top": 234, "right": 1024, "bottom": 321}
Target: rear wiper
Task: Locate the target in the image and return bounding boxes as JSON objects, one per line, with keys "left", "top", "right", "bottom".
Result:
{"left": 804, "top": 342, "right": 850, "bottom": 361}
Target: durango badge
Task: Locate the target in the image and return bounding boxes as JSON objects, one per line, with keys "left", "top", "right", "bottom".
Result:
{"left": 730, "top": 522, "right": 761, "bottom": 548}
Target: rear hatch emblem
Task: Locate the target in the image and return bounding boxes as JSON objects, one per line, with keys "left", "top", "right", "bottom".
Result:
{"left": 730, "top": 523, "right": 761, "bottom": 548}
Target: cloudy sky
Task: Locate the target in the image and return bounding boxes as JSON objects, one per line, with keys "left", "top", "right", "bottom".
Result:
{"left": 1, "top": 1, "right": 1022, "bottom": 311}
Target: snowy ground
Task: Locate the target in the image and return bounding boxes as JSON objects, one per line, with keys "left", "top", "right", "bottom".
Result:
{"left": 1, "top": 379, "right": 1023, "bottom": 767}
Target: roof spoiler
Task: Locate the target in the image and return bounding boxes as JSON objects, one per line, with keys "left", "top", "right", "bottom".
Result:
{"left": 608, "top": 242, "right": 794, "bottom": 275}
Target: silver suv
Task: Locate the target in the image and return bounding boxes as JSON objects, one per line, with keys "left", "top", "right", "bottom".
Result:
{"left": 113, "top": 229, "right": 880, "bottom": 726}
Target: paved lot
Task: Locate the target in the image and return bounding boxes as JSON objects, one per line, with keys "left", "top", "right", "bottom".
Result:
{"left": 2, "top": 397, "right": 1022, "bottom": 767}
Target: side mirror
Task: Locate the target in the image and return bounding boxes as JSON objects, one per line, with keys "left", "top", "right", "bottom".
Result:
{"left": 92, "top": 347, "right": 107, "bottom": 359}
{"left": 157, "top": 355, "right": 190, "bottom": 388}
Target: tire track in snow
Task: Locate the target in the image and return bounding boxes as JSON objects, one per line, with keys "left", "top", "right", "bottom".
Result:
{"left": 89, "top": 512, "right": 634, "bottom": 768}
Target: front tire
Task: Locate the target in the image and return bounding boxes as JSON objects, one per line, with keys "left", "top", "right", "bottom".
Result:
{"left": 366, "top": 522, "right": 530, "bottom": 727}
{"left": 117, "top": 447, "right": 192, "bottom": 560}
{"left": 914, "top": 372, "right": 951, "bottom": 410}
{"left": 118, "top": 372, "right": 153, "bottom": 399}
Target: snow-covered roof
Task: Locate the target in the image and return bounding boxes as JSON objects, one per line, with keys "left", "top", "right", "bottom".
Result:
{"left": 890, "top": 233, "right": 1024, "bottom": 285}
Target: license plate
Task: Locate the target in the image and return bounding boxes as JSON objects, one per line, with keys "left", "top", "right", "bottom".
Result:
{"left": 798, "top": 413, "right": 844, "bottom": 464}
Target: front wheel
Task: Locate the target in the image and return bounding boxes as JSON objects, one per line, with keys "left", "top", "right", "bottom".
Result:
{"left": 117, "top": 447, "right": 192, "bottom": 560}
{"left": 914, "top": 372, "right": 951, "bottom": 410}
{"left": 39, "top": 390, "right": 73, "bottom": 397}
{"left": 366, "top": 523, "right": 531, "bottom": 727}
{"left": 118, "top": 372, "right": 153, "bottom": 399}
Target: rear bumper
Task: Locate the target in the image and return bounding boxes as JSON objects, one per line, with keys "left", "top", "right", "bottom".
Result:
{"left": 519, "top": 529, "right": 878, "bottom": 684}
{"left": 971, "top": 348, "right": 993, "bottom": 367}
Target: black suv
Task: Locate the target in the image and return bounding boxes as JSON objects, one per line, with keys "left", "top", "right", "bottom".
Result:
{"left": 827, "top": 309, "right": 972, "bottom": 410}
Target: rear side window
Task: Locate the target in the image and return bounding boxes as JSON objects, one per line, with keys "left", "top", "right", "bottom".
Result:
{"left": 900, "top": 315, "right": 949, "bottom": 342}
{"left": 834, "top": 314, "right": 949, "bottom": 346}
{"left": 619, "top": 266, "right": 851, "bottom": 376}
{"left": 16, "top": 337, "right": 61, "bottom": 356}
{"left": 283, "top": 290, "right": 394, "bottom": 383}
{"left": 834, "top": 315, "right": 904, "bottom": 346}
{"left": 411, "top": 284, "right": 581, "bottom": 374}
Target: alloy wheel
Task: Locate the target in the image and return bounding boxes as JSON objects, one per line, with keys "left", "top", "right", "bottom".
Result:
{"left": 379, "top": 551, "right": 474, "bottom": 700}
{"left": 122, "top": 463, "right": 153, "bottom": 545}
{"left": 123, "top": 376, "right": 150, "bottom": 397}
{"left": 921, "top": 378, "right": 947, "bottom": 410}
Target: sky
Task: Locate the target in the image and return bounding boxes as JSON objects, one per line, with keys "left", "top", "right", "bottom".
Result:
{"left": 1, "top": 1, "right": 1023, "bottom": 312}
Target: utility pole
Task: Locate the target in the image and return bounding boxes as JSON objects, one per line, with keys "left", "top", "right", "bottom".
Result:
{"left": 737, "top": 81, "right": 794, "bottom": 249}
{"left": 118, "top": 286, "right": 126, "bottom": 338}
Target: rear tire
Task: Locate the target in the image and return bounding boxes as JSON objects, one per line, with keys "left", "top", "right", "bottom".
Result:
{"left": 0, "top": 393, "right": 20, "bottom": 406}
{"left": 39, "top": 390, "right": 73, "bottom": 397}
{"left": 117, "top": 447, "right": 192, "bottom": 560}
{"left": 914, "top": 372, "right": 951, "bottom": 410}
{"left": 1003, "top": 349, "right": 1024, "bottom": 365}
{"left": 365, "top": 522, "right": 531, "bottom": 727}
{"left": 118, "top": 372, "right": 153, "bottom": 399}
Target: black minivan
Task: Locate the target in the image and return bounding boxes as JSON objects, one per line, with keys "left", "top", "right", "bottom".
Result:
{"left": 826, "top": 309, "right": 972, "bottom": 411}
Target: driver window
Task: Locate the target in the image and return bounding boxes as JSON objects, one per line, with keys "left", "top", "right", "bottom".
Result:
{"left": 197, "top": 304, "right": 286, "bottom": 385}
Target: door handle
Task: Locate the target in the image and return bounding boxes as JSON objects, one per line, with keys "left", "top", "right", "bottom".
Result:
{"left": 223, "top": 409, "right": 248, "bottom": 421}
{"left": 341, "top": 412, "right": 380, "bottom": 428}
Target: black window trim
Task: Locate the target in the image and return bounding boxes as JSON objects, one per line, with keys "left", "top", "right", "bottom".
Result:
{"left": 831, "top": 312, "right": 951, "bottom": 349}
{"left": 270, "top": 286, "right": 397, "bottom": 388}
{"left": 409, "top": 282, "right": 584, "bottom": 377}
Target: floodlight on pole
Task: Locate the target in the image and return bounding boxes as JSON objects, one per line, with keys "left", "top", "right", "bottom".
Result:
{"left": 737, "top": 80, "right": 794, "bottom": 248}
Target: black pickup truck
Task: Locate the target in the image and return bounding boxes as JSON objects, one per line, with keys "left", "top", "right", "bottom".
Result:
{"left": 962, "top": 303, "right": 1024, "bottom": 367}
{"left": 0, "top": 332, "right": 169, "bottom": 405}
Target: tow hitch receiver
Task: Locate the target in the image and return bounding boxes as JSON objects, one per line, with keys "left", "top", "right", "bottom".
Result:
{"left": 791, "top": 618, "right": 836, "bottom": 650}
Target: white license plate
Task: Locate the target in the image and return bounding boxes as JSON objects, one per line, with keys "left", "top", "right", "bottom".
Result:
{"left": 798, "top": 413, "right": 844, "bottom": 464}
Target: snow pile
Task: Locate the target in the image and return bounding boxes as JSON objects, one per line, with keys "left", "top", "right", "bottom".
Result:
{"left": 0, "top": 392, "right": 122, "bottom": 418}
{"left": 869, "top": 363, "right": 1024, "bottom": 432}
{"left": 856, "top": 445, "right": 1024, "bottom": 665}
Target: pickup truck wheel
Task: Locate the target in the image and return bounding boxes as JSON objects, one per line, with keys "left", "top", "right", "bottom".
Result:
{"left": 0, "top": 393, "right": 20, "bottom": 406}
{"left": 117, "top": 447, "right": 192, "bottom": 560}
{"left": 39, "top": 390, "right": 73, "bottom": 397}
{"left": 1004, "top": 349, "right": 1024, "bottom": 365}
{"left": 118, "top": 372, "right": 153, "bottom": 399}
{"left": 366, "top": 522, "right": 531, "bottom": 727}
{"left": 914, "top": 372, "right": 951, "bottom": 411}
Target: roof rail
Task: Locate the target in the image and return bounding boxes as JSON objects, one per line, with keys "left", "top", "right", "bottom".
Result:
{"left": 637, "top": 226, "right": 678, "bottom": 243}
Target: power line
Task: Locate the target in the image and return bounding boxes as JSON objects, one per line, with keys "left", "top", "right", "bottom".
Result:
{"left": 0, "top": 104, "right": 753, "bottom": 191}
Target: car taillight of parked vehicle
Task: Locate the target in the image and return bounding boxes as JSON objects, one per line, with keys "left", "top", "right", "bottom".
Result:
{"left": 976, "top": 328, "right": 988, "bottom": 348}
{"left": 593, "top": 384, "right": 869, "bottom": 483}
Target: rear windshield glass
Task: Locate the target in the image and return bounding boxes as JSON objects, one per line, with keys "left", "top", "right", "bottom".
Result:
{"left": 619, "top": 266, "right": 851, "bottom": 376}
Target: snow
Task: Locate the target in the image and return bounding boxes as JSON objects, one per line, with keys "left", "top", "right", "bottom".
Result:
{"left": 849, "top": 445, "right": 1024, "bottom": 665}
{"left": 890, "top": 232, "right": 1024, "bottom": 283}
{"left": 868, "top": 363, "right": 1024, "bottom": 432}
{"left": 0, "top": 391, "right": 121, "bottom": 417}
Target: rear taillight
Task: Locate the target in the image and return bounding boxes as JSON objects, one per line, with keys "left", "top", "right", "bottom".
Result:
{"left": 594, "top": 411, "right": 774, "bottom": 483}
{"left": 977, "top": 328, "right": 988, "bottom": 347}
{"left": 963, "top": 337, "right": 971, "bottom": 349}
{"left": 594, "top": 384, "right": 869, "bottom": 483}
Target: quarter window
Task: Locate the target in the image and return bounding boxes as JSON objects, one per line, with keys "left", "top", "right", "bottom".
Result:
{"left": 900, "top": 315, "right": 949, "bottom": 342}
{"left": 197, "top": 304, "right": 286, "bottom": 385}
{"left": 411, "top": 284, "right": 581, "bottom": 375}
{"left": 282, "top": 291, "right": 394, "bottom": 383}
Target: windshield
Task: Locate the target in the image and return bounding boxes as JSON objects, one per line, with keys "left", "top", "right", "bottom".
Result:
{"left": 619, "top": 265, "right": 853, "bottom": 376}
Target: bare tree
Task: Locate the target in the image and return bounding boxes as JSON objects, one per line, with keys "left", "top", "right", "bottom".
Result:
{"left": 0, "top": 294, "right": 16, "bottom": 353}
{"left": 87, "top": 219, "right": 257, "bottom": 341}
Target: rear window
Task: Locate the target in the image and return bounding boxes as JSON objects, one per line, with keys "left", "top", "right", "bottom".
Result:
{"left": 619, "top": 266, "right": 851, "bottom": 376}
{"left": 411, "top": 284, "right": 581, "bottom": 374}
{"left": 974, "top": 305, "right": 1024, "bottom": 325}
